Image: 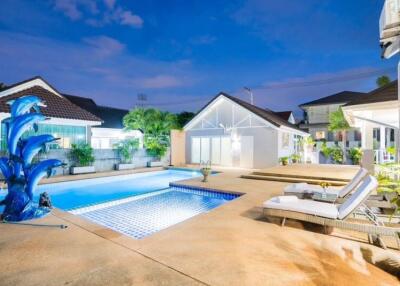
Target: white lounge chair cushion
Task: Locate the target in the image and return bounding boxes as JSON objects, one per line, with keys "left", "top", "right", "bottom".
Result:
{"left": 263, "top": 196, "right": 339, "bottom": 219}
{"left": 284, "top": 183, "right": 340, "bottom": 195}
{"left": 337, "top": 168, "right": 368, "bottom": 198}
{"left": 338, "top": 176, "right": 378, "bottom": 219}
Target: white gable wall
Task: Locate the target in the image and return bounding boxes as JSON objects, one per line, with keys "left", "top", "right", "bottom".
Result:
{"left": 185, "top": 95, "right": 300, "bottom": 168}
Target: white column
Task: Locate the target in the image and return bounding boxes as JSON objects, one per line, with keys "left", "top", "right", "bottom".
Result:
{"left": 380, "top": 126, "right": 386, "bottom": 163}
{"left": 361, "top": 121, "right": 374, "bottom": 149}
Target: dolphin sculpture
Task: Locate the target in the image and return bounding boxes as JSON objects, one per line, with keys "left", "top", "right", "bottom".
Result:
{"left": 26, "top": 159, "right": 63, "bottom": 200}
{"left": 7, "top": 113, "right": 46, "bottom": 155}
{"left": 7, "top": 95, "right": 44, "bottom": 118}
{"left": 0, "top": 157, "right": 12, "bottom": 182}
{"left": 21, "top": 134, "right": 59, "bottom": 165}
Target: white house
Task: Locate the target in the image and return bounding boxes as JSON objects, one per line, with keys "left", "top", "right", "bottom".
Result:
{"left": 183, "top": 92, "right": 308, "bottom": 169}
{"left": 342, "top": 80, "right": 398, "bottom": 165}
{"left": 0, "top": 76, "right": 142, "bottom": 150}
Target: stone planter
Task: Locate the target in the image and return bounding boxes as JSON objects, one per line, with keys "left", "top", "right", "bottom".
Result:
{"left": 200, "top": 168, "right": 211, "bottom": 182}
{"left": 147, "top": 161, "right": 163, "bottom": 167}
{"left": 115, "top": 163, "right": 135, "bottom": 171}
{"left": 70, "top": 166, "right": 95, "bottom": 175}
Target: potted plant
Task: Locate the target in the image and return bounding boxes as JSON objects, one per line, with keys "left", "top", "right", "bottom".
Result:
{"left": 319, "top": 142, "right": 333, "bottom": 164}
{"left": 200, "top": 161, "right": 212, "bottom": 182}
{"left": 69, "top": 143, "right": 95, "bottom": 174}
{"left": 291, "top": 154, "right": 301, "bottom": 164}
{"left": 331, "top": 147, "right": 343, "bottom": 164}
{"left": 348, "top": 147, "right": 363, "bottom": 165}
{"left": 114, "top": 138, "right": 139, "bottom": 170}
{"left": 146, "top": 135, "right": 168, "bottom": 167}
{"left": 279, "top": 156, "right": 289, "bottom": 166}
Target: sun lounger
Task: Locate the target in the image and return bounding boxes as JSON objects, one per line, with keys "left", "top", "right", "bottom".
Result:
{"left": 283, "top": 168, "right": 369, "bottom": 199}
{"left": 263, "top": 176, "right": 400, "bottom": 249}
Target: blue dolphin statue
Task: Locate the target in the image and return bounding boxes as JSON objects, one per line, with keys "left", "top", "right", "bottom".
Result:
{"left": 7, "top": 113, "right": 46, "bottom": 155}
{"left": 26, "top": 159, "right": 64, "bottom": 200}
{"left": 0, "top": 157, "right": 12, "bottom": 182}
{"left": 22, "top": 135, "right": 59, "bottom": 165}
{"left": 7, "top": 95, "right": 44, "bottom": 118}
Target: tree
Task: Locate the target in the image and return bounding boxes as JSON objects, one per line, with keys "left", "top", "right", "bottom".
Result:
{"left": 176, "top": 111, "right": 195, "bottom": 128}
{"left": 328, "top": 108, "right": 350, "bottom": 162}
{"left": 0, "top": 83, "right": 6, "bottom": 90}
{"left": 123, "top": 108, "right": 178, "bottom": 158}
{"left": 376, "top": 75, "right": 391, "bottom": 87}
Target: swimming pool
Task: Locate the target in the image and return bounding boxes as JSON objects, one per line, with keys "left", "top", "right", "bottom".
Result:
{"left": 37, "top": 169, "right": 200, "bottom": 210}
{"left": 0, "top": 169, "right": 240, "bottom": 238}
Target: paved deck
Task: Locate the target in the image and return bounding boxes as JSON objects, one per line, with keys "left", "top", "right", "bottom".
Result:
{"left": 0, "top": 165, "right": 399, "bottom": 285}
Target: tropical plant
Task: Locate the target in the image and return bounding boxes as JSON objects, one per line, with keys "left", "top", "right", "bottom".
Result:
{"left": 123, "top": 108, "right": 178, "bottom": 159}
{"left": 376, "top": 75, "right": 391, "bottom": 87}
{"left": 348, "top": 147, "right": 363, "bottom": 165}
{"left": 300, "top": 136, "right": 315, "bottom": 148}
{"left": 331, "top": 147, "right": 343, "bottom": 164}
{"left": 387, "top": 146, "right": 396, "bottom": 156}
{"left": 70, "top": 143, "right": 95, "bottom": 167}
{"left": 176, "top": 111, "right": 195, "bottom": 128}
{"left": 279, "top": 156, "right": 289, "bottom": 166}
{"left": 328, "top": 108, "right": 350, "bottom": 162}
{"left": 291, "top": 154, "right": 301, "bottom": 163}
{"left": 320, "top": 141, "right": 333, "bottom": 158}
{"left": 114, "top": 138, "right": 139, "bottom": 163}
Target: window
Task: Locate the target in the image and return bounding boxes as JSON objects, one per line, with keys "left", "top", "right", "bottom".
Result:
{"left": 1, "top": 122, "right": 86, "bottom": 150}
{"left": 281, "top": 132, "right": 290, "bottom": 148}
{"left": 315, "top": 131, "right": 326, "bottom": 140}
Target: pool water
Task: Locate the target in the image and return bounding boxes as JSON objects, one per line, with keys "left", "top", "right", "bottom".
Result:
{"left": 0, "top": 169, "right": 240, "bottom": 239}
{"left": 0, "top": 170, "right": 199, "bottom": 211}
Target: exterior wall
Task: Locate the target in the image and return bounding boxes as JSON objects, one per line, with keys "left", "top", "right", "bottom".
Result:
{"left": 185, "top": 127, "right": 279, "bottom": 169}
{"left": 170, "top": 129, "right": 186, "bottom": 166}
{"left": 305, "top": 104, "right": 342, "bottom": 124}
{"left": 277, "top": 130, "right": 296, "bottom": 158}
{"left": 91, "top": 128, "right": 143, "bottom": 149}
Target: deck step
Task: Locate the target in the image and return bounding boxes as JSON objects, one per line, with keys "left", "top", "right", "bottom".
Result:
{"left": 241, "top": 174, "right": 347, "bottom": 186}
{"left": 251, "top": 171, "right": 350, "bottom": 182}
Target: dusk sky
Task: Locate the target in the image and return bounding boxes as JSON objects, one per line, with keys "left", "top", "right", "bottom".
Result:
{"left": 0, "top": 0, "right": 397, "bottom": 117}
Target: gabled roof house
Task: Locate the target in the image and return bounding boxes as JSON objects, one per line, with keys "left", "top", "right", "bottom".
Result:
{"left": 0, "top": 76, "right": 141, "bottom": 150}
{"left": 183, "top": 92, "right": 308, "bottom": 168}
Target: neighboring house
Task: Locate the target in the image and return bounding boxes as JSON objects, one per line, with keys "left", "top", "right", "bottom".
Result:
{"left": 0, "top": 77, "right": 102, "bottom": 150}
{"left": 0, "top": 76, "right": 142, "bottom": 150}
{"left": 342, "top": 80, "right": 397, "bottom": 164}
{"left": 64, "top": 94, "right": 143, "bottom": 149}
{"left": 183, "top": 92, "right": 308, "bottom": 168}
{"left": 299, "top": 91, "right": 367, "bottom": 147}
{"left": 274, "top": 111, "right": 296, "bottom": 124}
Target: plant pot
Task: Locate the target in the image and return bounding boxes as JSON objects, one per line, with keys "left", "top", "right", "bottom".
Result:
{"left": 292, "top": 159, "right": 297, "bottom": 164}
{"left": 200, "top": 168, "right": 211, "bottom": 182}
{"left": 147, "top": 161, "right": 163, "bottom": 167}
{"left": 70, "top": 166, "right": 95, "bottom": 175}
{"left": 115, "top": 163, "right": 135, "bottom": 171}
{"left": 281, "top": 161, "right": 288, "bottom": 166}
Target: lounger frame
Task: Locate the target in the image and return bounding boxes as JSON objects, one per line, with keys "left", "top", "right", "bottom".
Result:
{"left": 263, "top": 208, "right": 400, "bottom": 249}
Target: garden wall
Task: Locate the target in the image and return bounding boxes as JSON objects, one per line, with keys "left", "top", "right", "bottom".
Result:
{"left": 38, "top": 148, "right": 170, "bottom": 176}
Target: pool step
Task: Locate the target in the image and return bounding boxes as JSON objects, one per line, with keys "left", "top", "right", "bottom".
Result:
{"left": 251, "top": 171, "right": 349, "bottom": 182}
{"left": 240, "top": 174, "right": 347, "bottom": 186}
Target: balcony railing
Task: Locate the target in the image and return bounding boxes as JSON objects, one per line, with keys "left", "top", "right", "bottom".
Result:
{"left": 374, "top": 149, "right": 395, "bottom": 164}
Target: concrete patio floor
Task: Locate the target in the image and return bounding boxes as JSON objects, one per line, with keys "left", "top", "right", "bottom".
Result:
{"left": 0, "top": 164, "right": 399, "bottom": 285}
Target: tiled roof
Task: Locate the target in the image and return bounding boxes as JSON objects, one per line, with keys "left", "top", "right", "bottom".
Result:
{"left": 0, "top": 86, "right": 102, "bottom": 122}
{"left": 64, "top": 94, "right": 129, "bottom": 129}
{"left": 299, "top": 91, "right": 367, "bottom": 107}
{"left": 344, "top": 81, "right": 397, "bottom": 106}
{"left": 274, "top": 111, "right": 292, "bottom": 121}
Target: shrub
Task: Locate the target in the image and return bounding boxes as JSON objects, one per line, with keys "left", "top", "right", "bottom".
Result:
{"left": 145, "top": 136, "right": 169, "bottom": 159}
{"left": 348, "top": 147, "right": 363, "bottom": 165}
{"left": 279, "top": 156, "right": 289, "bottom": 166}
{"left": 114, "top": 138, "right": 139, "bottom": 163}
{"left": 387, "top": 146, "right": 396, "bottom": 156}
{"left": 70, "top": 143, "right": 95, "bottom": 167}
{"left": 320, "top": 142, "right": 333, "bottom": 158}
{"left": 331, "top": 148, "right": 343, "bottom": 164}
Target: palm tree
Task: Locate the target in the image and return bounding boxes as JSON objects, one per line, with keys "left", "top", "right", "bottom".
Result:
{"left": 328, "top": 107, "right": 351, "bottom": 162}
{"left": 376, "top": 75, "right": 391, "bottom": 87}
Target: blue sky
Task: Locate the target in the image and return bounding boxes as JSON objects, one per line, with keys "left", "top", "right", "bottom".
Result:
{"left": 0, "top": 0, "right": 397, "bottom": 117}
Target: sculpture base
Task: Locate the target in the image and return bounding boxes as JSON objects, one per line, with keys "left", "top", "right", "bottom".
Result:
{"left": 2, "top": 204, "right": 50, "bottom": 222}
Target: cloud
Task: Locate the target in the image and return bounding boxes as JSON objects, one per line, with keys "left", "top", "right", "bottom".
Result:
{"left": 83, "top": 35, "right": 125, "bottom": 56}
{"left": 52, "top": 0, "right": 143, "bottom": 28}
{"left": 137, "top": 75, "right": 183, "bottom": 89}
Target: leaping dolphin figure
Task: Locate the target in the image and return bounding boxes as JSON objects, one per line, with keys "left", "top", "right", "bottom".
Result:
{"left": 0, "top": 157, "right": 12, "bottom": 182}
{"left": 21, "top": 135, "right": 59, "bottom": 166}
{"left": 7, "top": 95, "right": 45, "bottom": 118}
{"left": 26, "top": 159, "right": 64, "bottom": 200}
{"left": 7, "top": 113, "right": 46, "bottom": 155}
